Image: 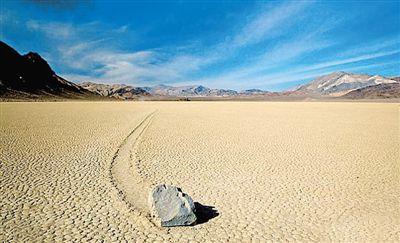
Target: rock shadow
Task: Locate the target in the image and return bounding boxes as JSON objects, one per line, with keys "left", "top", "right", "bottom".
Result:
{"left": 194, "top": 202, "right": 219, "bottom": 225}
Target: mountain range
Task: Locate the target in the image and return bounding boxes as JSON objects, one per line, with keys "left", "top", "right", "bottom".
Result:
{"left": 1, "top": 41, "right": 398, "bottom": 101}
{"left": 81, "top": 82, "right": 275, "bottom": 98}
{"left": 81, "top": 73, "right": 399, "bottom": 99}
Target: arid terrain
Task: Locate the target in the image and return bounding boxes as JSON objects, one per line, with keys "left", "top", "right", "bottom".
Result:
{"left": 1, "top": 101, "right": 399, "bottom": 242}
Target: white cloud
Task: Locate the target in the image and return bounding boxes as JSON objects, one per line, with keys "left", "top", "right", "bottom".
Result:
{"left": 58, "top": 41, "right": 215, "bottom": 85}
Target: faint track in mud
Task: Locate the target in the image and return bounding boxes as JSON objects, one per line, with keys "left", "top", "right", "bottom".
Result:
{"left": 109, "top": 111, "right": 157, "bottom": 220}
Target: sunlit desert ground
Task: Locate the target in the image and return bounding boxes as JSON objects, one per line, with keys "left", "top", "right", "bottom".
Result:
{"left": 1, "top": 101, "right": 399, "bottom": 242}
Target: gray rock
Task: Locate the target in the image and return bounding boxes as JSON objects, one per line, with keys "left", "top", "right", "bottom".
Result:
{"left": 148, "top": 184, "right": 197, "bottom": 227}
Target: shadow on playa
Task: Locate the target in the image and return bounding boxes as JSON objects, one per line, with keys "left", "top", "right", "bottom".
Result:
{"left": 194, "top": 202, "right": 219, "bottom": 225}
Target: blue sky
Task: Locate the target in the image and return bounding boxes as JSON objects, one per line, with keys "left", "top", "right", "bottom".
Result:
{"left": 1, "top": 0, "right": 399, "bottom": 91}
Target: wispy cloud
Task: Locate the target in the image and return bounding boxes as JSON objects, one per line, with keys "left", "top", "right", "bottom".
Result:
{"left": 231, "top": 1, "right": 311, "bottom": 47}
{"left": 115, "top": 25, "right": 129, "bottom": 33}
{"left": 336, "top": 36, "right": 400, "bottom": 58}
{"left": 26, "top": 20, "right": 75, "bottom": 39}
{"left": 212, "top": 31, "right": 334, "bottom": 83}
{"left": 303, "top": 50, "right": 400, "bottom": 73}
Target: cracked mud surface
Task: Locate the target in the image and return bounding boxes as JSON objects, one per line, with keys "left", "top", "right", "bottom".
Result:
{"left": 1, "top": 102, "right": 399, "bottom": 242}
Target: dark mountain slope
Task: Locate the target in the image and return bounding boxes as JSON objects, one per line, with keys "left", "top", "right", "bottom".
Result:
{"left": 0, "top": 41, "right": 99, "bottom": 100}
{"left": 342, "top": 83, "right": 400, "bottom": 99}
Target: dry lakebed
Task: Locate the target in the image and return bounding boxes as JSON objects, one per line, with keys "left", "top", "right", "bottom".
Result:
{"left": 1, "top": 101, "right": 399, "bottom": 242}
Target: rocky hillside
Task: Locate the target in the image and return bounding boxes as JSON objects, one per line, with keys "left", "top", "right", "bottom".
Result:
{"left": 296, "top": 71, "right": 397, "bottom": 96}
{"left": 0, "top": 41, "right": 99, "bottom": 100}
{"left": 342, "top": 83, "right": 400, "bottom": 99}
{"left": 80, "top": 82, "right": 150, "bottom": 100}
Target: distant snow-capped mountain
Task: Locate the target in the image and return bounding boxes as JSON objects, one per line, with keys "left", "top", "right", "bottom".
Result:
{"left": 296, "top": 71, "right": 397, "bottom": 96}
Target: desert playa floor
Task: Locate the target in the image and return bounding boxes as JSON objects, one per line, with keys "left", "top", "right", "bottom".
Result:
{"left": 1, "top": 101, "right": 399, "bottom": 242}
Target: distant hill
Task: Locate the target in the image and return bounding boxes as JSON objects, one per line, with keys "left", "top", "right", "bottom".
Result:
{"left": 342, "top": 83, "right": 400, "bottom": 99}
{"left": 296, "top": 71, "right": 397, "bottom": 97}
{"left": 80, "top": 82, "right": 150, "bottom": 100}
{"left": 0, "top": 41, "right": 99, "bottom": 100}
{"left": 240, "top": 89, "right": 274, "bottom": 96}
